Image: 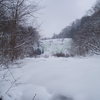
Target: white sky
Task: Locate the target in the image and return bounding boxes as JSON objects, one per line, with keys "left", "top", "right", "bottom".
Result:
{"left": 34, "top": 0, "right": 96, "bottom": 37}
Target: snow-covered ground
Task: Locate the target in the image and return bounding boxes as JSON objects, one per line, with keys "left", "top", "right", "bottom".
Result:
{"left": 40, "top": 38, "right": 72, "bottom": 56}
{"left": 0, "top": 56, "right": 100, "bottom": 100}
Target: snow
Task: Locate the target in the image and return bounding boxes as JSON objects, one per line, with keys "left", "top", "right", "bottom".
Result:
{"left": 40, "top": 38, "right": 72, "bottom": 56}
{"left": 0, "top": 56, "right": 100, "bottom": 100}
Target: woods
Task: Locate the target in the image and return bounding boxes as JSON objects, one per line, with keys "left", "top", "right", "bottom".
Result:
{"left": 71, "top": 0, "right": 100, "bottom": 56}
{"left": 55, "top": 0, "right": 100, "bottom": 56}
{"left": 0, "top": 0, "right": 40, "bottom": 65}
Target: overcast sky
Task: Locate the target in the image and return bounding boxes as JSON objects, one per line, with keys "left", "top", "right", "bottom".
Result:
{"left": 35, "top": 0, "right": 96, "bottom": 37}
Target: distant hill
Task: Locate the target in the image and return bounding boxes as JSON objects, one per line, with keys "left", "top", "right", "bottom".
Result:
{"left": 40, "top": 38, "right": 72, "bottom": 56}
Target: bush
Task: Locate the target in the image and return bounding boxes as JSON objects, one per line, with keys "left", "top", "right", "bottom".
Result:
{"left": 53, "top": 53, "right": 70, "bottom": 57}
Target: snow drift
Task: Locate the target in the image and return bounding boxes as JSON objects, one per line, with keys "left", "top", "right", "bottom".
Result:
{"left": 0, "top": 56, "right": 100, "bottom": 100}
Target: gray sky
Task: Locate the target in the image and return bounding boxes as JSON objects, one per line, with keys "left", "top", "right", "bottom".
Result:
{"left": 36, "top": 0, "right": 96, "bottom": 37}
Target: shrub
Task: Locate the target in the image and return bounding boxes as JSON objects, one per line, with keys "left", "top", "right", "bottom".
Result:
{"left": 53, "top": 53, "right": 70, "bottom": 57}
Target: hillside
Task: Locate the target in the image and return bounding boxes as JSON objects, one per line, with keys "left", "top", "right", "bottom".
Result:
{"left": 40, "top": 38, "right": 72, "bottom": 56}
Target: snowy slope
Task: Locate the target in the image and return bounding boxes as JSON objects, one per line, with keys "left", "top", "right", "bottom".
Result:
{"left": 40, "top": 38, "right": 72, "bottom": 56}
{"left": 0, "top": 56, "right": 100, "bottom": 100}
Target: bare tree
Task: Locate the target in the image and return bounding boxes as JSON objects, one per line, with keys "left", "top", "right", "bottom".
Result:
{"left": 0, "top": 0, "right": 40, "bottom": 65}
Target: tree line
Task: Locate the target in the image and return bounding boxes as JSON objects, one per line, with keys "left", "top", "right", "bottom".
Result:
{"left": 0, "top": 0, "right": 40, "bottom": 65}
{"left": 53, "top": 0, "right": 100, "bottom": 56}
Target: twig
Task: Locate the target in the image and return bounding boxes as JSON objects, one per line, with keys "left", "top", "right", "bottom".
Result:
{"left": 33, "top": 93, "right": 36, "bottom": 100}
{"left": 5, "top": 80, "right": 17, "bottom": 95}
